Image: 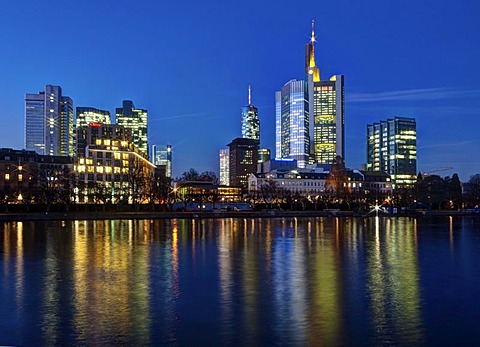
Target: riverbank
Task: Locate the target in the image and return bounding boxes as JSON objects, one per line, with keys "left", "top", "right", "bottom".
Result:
{"left": 0, "top": 209, "right": 477, "bottom": 221}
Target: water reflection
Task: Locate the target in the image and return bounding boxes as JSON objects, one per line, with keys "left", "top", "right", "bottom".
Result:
{"left": 366, "top": 217, "right": 422, "bottom": 345}
{"left": 3, "top": 217, "right": 473, "bottom": 345}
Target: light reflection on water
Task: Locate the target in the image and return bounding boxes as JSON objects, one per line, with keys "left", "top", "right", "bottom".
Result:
{"left": 1, "top": 217, "right": 480, "bottom": 345}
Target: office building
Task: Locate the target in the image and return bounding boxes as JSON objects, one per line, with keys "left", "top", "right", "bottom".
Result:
{"left": 306, "top": 21, "right": 345, "bottom": 165}
{"left": 258, "top": 148, "right": 271, "bottom": 164}
{"left": 76, "top": 107, "right": 111, "bottom": 128}
{"left": 151, "top": 144, "right": 172, "bottom": 178}
{"left": 366, "top": 117, "right": 417, "bottom": 189}
{"left": 116, "top": 100, "right": 148, "bottom": 157}
{"left": 227, "top": 138, "right": 258, "bottom": 189}
{"left": 241, "top": 85, "right": 260, "bottom": 141}
{"left": 219, "top": 148, "right": 230, "bottom": 186}
{"left": 25, "top": 85, "right": 74, "bottom": 157}
{"left": 312, "top": 75, "right": 345, "bottom": 165}
{"left": 0, "top": 148, "right": 73, "bottom": 203}
{"left": 275, "top": 79, "right": 310, "bottom": 168}
{"left": 76, "top": 123, "right": 155, "bottom": 203}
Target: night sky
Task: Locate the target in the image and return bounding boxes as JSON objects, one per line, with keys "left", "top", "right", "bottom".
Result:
{"left": 0, "top": 0, "right": 479, "bottom": 180}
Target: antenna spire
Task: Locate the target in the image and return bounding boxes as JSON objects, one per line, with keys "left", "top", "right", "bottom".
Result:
{"left": 248, "top": 84, "right": 252, "bottom": 105}
{"left": 311, "top": 19, "right": 316, "bottom": 44}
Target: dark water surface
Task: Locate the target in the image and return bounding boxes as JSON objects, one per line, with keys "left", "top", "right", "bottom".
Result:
{"left": 1, "top": 217, "right": 480, "bottom": 346}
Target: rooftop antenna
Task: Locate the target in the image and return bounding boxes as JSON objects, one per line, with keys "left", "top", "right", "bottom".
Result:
{"left": 248, "top": 84, "right": 252, "bottom": 105}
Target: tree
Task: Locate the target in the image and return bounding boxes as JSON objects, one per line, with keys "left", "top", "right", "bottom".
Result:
{"left": 179, "top": 168, "right": 200, "bottom": 181}
{"left": 127, "top": 156, "right": 148, "bottom": 206}
{"left": 199, "top": 171, "right": 219, "bottom": 184}
{"left": 325, "top": 156, "right": 349, "bottom": 198}
{"left": 464, "top": 174, "right": 480, "bottom": 207}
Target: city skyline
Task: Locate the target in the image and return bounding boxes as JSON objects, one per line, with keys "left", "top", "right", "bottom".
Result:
{"left": 1, "top": 1, "right": 479, "bottom": 180}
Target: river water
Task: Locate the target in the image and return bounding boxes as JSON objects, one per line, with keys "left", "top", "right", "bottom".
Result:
{"left": 1, "top": 217, "right": 479, "bottom": 346}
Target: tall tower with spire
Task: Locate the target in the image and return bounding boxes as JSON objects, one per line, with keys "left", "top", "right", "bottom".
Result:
{"left": 307, "top": 20, "right": 345, "bottom": 166}
{"left": 241, "top": 85, "right": 260, "bottom": 142}
{"left": 306, "top": 20, "right": 321, "bottom": 158}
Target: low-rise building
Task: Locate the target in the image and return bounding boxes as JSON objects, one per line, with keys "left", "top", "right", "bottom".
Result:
{"left": 0, "top": 148, "right": 73, "bottom": 203}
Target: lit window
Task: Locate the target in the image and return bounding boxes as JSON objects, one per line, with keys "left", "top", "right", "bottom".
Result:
{"left": 18, "top": 174, "right": 23, "bottom": 182}
{"left": 5, "top": 173, "right": 10, "bottom": 181}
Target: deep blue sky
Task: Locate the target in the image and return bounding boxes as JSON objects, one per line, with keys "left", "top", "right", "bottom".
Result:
{"left": 0, "top": 0, "right": 479, "bottom": 180}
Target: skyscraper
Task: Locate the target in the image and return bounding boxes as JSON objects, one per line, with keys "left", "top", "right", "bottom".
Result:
{"left": 116, "top": 100, "right": 148, "bottom": 157}
{"left": 76, "top": 107, "right": 111, "bottom": 128}
{"left": 366, "top": 117, "right": 417, "bottom": 189}
{"left": 151, "top": 144, "right": 172, "bottom": 178}
{"left": 275, "top": 79, "right": 310, "bottom": 168}
{"left": 25, "top": 85, "right": 74, "bottom": 156}
{"left": 241, "top": 85, "right": 260, "bottom": 141}
{"left": 228, "top": 138, "right": 258, "bottom": 189}
{"left": 307, "top": 21, "right": 345, "bottom": 165}
{"left": 312, "top": 75, "right": 345, "bottom": 164}
{"left": 219, "top": 148, "right": 230, "bottom": 186}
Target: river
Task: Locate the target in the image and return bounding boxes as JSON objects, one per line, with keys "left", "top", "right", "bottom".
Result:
{"left": 1, "top": 216, "right": 479, "bottom": 346}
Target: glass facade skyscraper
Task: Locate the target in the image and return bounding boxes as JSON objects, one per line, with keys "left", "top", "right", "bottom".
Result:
{"left": 367, "top": 117, "right": 417, "bottom": 189}
{"left": 219, "top": 148, "right": 230, "bottom": 186}
{"left": 312, "top": 75, "right": 345, "bottom": 164}
{"left": 76, "top": 107, "right": 111, "bottom": 128}
{"left": 275, "top": 80, "right": 310, "bottom": 168}
{"left": 241, "top": 85, "right": 260, "bottom": 141}
{"left": 116, "top": 100, "right": 148, "bottom": 157}
{"left": 25, "top": 85, "right": 74, "bottom": 156}
{"left": 151, "top": 144, "right": 172, "bottom": 178}
{"left": 306, "top": 21, "right": 345, "bottom": 165}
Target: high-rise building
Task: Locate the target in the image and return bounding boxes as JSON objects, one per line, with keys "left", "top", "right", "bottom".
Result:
{"left": 275, "top": 79, "right": 310, "bottom": 168}
{"left": 25, "top": 85, "right": 74, "bottom": 157}
{"left": 241, "top": 85, "right": 260, "bottom": 141}
{"left": 366, "top": 117, "right": 417, "bottom": 189}
{"left": 306, "top": 21, "right": 345, "bottom": 165}
{"left": 116, "top": 100, "right": 148, "bottom": 157}
{"left": 227, "top": 138, "right": 258, "bottom": 189}
{"left": 151, "top": 144, "right": 172, "bottom": 178}
{"left": 258, "top": 148, "right": 271, "bottom": 164}
{"left": 312, "top": 75, "right": 345, "bottom": 164}
{"left": 219, "top": 148, "right": 230, "bottom": 186}
{"left": 76, "top": 107, "right": 111, "bottom": 128}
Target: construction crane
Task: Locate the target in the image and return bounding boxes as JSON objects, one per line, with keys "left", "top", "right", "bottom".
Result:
{"left": 421, "top": 167, "right": 454, "bottom": 176}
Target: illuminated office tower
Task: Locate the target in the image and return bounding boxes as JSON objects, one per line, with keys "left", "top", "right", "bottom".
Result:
{"left": 312, "top": 75, "right": 345, "bottom": 164}
{"left": 366, "top": 117, "right": 417, "bottom": 189}
{"left": 151, "top": 144, "right": 172, "bottom": 178}
{"left": 116, "top": 100, "right": 148, "bottom": 157}
{"left": 258, "top": 148, "right": 271, "bottom": 164}
{"left": 228, "top": 138, "right": 258, "bottom": 188}
{"left": 219, "top": 148, "right": 230, "bottom": 186}
{"left": 241, "top": 85, "right": 260, "bottom": 141}
{"left": 275, "top": 79, "right": 310, "bottom": 168}
{"left": 76, "top": 107, "right": 111, "bottom": 127}
{"left": 306, "top": 21, "right": 345, "bottom": 165}
{"left": 25, "top": 85, "right": 74, "bottom": 156}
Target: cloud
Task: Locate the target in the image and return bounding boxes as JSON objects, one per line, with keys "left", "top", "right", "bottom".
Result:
{"left": 149, "top": 112, "right": 207, "bottom": 122}
{"left": 418, "top": 140, "right": 479, "bottom": 150}
{"left": 348, "top": 88, "right": 480, "bottom": 103}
